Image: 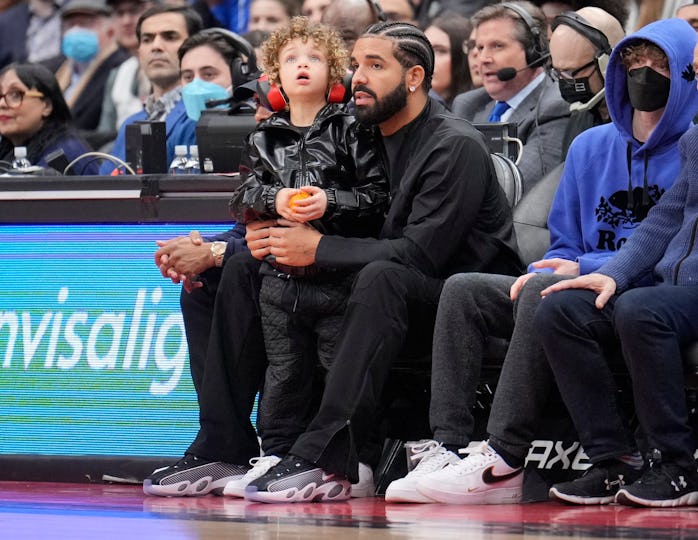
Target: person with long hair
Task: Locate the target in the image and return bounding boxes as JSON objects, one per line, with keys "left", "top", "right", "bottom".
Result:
{"left": 0, "top": 63, "right": 97, "bottom": 174}
{"left": 424, "top": 13, "right": 474, "bottom": 107}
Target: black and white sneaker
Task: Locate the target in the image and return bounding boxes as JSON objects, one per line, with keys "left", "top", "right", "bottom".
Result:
{"left": 143, "top": 455, "right": 249, "bottom": 497}
{"left": 549, "top": 460, "right": 642, "bottom": 505}
{"left": 616, "top": 454, "right": 698, "bottom": 508}
{"left": 244, "top": 454, "right": 351, "bottom": 503}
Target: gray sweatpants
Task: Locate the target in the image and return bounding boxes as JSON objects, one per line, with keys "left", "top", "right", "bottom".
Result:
{"left": 430, "top": 272, "right": 569, "bottom": 460}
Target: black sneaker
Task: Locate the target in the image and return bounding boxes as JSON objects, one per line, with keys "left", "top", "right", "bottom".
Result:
{"left": 143, "top": 455, "right": 249, "bottom": 497}
{"left": 244, "top": 454, "right": 351, "bottom": 503}
{"left": 549, "top": 460, "right": 642, "bottom": 505}
{"left": 616, "top": 455, "right": 698, "bottom": 508}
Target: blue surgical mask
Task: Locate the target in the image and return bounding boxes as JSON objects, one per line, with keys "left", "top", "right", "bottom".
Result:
{"left": 61, "top": 28, "right": 99, "bottom": 63}
{"left": 181, "top": 78, "right": 231, "bottom": 121}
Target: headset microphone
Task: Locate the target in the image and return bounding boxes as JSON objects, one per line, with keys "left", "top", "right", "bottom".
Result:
{"left": 205, "top": 97, "right": 235, "bottom": 108}
{"left": 496, "top": 52, "right": 551, "bottom": 81}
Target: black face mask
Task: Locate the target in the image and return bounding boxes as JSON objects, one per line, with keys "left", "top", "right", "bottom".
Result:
{"left": 627, "top": 66, "right": 671, "bottom": 112}
{"left": 558, "top": 77, "right": 596, "bottom": 104}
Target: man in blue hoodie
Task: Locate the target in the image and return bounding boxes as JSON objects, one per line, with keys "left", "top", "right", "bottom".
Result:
{"left": 535, "top": 37, "right": 698, "bottom": 509}
{"left": 384, "top": 17, "right": 698, "bottom": 505}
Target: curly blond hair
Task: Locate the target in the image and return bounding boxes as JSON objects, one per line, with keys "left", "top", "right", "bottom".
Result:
{"left": 262, "top": 16, "right": 348, "bottom": 89}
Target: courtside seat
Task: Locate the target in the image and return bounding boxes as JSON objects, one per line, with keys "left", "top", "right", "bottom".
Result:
{"left": 511, "top": 162, "right": 564, "bottom": 266}
{"left": 491, "top": 153, "right": 524, "bottom": 208}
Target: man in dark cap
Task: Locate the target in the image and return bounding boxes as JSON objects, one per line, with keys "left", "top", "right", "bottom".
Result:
{"left": 42, "top": 0, "right": 130, "bottom": 135}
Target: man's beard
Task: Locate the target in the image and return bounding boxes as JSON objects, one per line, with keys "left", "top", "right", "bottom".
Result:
{"left": 354, "top": 77, "right": 408, "bottom": 126}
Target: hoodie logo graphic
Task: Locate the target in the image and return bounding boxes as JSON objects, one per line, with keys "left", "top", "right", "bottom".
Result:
{"left": 682, "top": 64, "right": 695, "bottom": 82}
{"left": 595, "top": 185, "right": 664, "bottom": 228}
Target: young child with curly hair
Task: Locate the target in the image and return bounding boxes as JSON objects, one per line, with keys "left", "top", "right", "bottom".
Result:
{"left": 226, "top": 16, "right": 388, "bottom": 498}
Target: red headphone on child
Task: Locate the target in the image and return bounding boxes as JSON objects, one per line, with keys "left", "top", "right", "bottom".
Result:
{"left": 249, "top": 72, "right": 352, "bottom": 112}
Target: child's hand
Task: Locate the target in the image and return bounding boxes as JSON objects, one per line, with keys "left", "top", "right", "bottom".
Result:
{"left": 289, "top": 186, "right": 327, "bottom": 222}
{"left": 275, "top": 188, "right": 300, "bottom": 220}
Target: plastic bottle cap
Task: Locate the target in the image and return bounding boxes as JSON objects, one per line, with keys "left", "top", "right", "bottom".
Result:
{"left": 189, "top": 145, "right": 199, "bottom": 157}
{"left": 174, "top": 145, "right": 187, "bottom": 155}
{"left": 14, "top": 146, "right": 27, "bottom": 158}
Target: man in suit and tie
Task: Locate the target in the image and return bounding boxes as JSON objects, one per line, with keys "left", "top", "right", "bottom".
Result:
{"left": 452, "top": 0, "right": 570, "bottom": 192}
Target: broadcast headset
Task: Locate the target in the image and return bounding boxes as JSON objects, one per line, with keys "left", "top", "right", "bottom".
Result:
{"left": 550, "top": 11, "right": 613, "bottom": 78}
{"left": 499, "top": 2, "right": 550, "bottom": 69}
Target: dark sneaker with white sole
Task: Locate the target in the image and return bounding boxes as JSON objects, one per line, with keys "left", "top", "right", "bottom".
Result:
{"left": 549, "top": 460, "right": 642, "bottom": 505}
{"left": 244, "top": 454, "right": 351, "bottom": 503}
{"left": 616, "top": 454, "right": 698, "bottom": 508}
{"left": 143, "top": 455, "right": 249, "bottom": 497}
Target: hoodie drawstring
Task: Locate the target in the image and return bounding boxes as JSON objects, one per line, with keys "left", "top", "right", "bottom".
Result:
{"left": 626, "top": 143, "right": 651, "bottom": 211}
{"left": 626, "top": 143, "right": 634, "bottom": 209}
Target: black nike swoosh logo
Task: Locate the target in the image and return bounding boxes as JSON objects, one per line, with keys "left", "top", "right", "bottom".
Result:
{"left": 481, "top": 465, "right": 522, "bottom": 485}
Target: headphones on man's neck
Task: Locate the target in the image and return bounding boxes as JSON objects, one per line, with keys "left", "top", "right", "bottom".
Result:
{"left": 500, "top": 2, "right": 549, "bottom": 68}
{"left": 551, "top": 11, "right": 613, "bottom": 79}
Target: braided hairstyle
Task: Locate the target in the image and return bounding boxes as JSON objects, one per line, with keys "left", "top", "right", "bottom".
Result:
{"left": 363, "top": 21, "right": 435, "bottom": 92}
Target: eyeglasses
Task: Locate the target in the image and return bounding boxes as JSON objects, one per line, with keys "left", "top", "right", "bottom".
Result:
{"left": 548, "top": 59, "right": 598, "bottom": 82}
{"left": 463, "top": 39, "right": 477, "bottom": 55}
{"left": 0, "top": 89, "right": 45, "bottom": 108}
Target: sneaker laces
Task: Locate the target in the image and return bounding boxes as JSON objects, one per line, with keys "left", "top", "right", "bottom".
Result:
{"left": 270, "top": 454, "right": 314, "bottom": 477}
{"left": 407, "top": 440, "right": 442, "bottom": 466}
{"left": 243, "top": 455, "right": 281, "bottom": 479}
{"left": 452, "top": 441, "right": 499, "bottom": 474}
{"left": 641, "top": 453, "right": 689, "bottom": 491}
{"left": 408, "top": 443, "right": 455, "bottom": 476}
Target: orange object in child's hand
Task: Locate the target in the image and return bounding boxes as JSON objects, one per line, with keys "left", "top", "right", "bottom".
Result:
{"left": 289, "top": 191, "right": 311, "bottom": 208}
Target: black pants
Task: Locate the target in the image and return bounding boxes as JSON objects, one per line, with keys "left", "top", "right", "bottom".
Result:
{"left": 185, "top": 251, "right": 268, "bottom": 465}
{"left": 289, "top": 260, "right": 443, "bottom": 482}
{"left": 537, "top": 286, "right": 698, "bottom": 469}
{"left": 258, "top": 271, "right": 354, "bottom": 457}
{"left": 180, "top": 266, "right": 221, "bottom": 400}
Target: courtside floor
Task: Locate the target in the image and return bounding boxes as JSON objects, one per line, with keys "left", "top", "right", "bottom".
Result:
{"left": 2, "top": 481, "right": 698, "bottom": 539}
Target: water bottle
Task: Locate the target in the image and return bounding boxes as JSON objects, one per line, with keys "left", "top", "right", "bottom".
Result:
{"left": 11, "top": 146, "right": 32, "bottom": 171}
{"left": 185, "top": 145, "right": 200, "bottom": 174}
{"left": 169, "top": 145, "right": 188, "bottom": 175}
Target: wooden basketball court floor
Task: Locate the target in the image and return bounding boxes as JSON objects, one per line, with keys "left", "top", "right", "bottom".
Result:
{"left": 2, "top": 481, "right": 698, "bottom": 540}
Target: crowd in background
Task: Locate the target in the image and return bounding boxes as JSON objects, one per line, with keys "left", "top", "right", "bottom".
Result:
{"left": 2, "top": 0, "right": 698, "bottom": 511}
{"left": 0, "top": 0, "right": 694, "bottom": 171}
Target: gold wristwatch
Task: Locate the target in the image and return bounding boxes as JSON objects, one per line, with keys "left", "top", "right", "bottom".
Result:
{"left": 210, "top": 241, "right": 227, "bottom": 267}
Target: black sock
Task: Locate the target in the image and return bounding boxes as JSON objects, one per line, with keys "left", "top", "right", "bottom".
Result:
{"left": 442, "top": 444, "right": 462, "bottom": 455}
{"left": 488, "top": 440, "right": 525, "bottom": 469}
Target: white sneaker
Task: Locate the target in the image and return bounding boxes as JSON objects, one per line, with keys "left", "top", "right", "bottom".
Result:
{"left": 385, "top": 440, "right": 461, "bottom": 503}
{"left": 416, "top": 441, "right": 523, "bottom": 504}
{"left": 351, "top": 462, "right": 375, "bottom": 497}
{"left": 222, "top": 455, "right": 281, "bottom": 497}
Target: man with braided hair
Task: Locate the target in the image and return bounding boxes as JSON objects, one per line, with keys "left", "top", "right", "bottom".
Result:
{"left": 243, "top": 20, "right": 523, "bottom": 503}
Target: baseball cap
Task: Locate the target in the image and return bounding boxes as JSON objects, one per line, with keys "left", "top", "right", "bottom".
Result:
{"left": 61, "top": 0, "right": 112, "bottom": 18}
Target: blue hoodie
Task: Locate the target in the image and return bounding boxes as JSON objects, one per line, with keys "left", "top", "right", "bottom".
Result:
{"left": 540, "top": 18, "right": 698, "bottom": 275}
